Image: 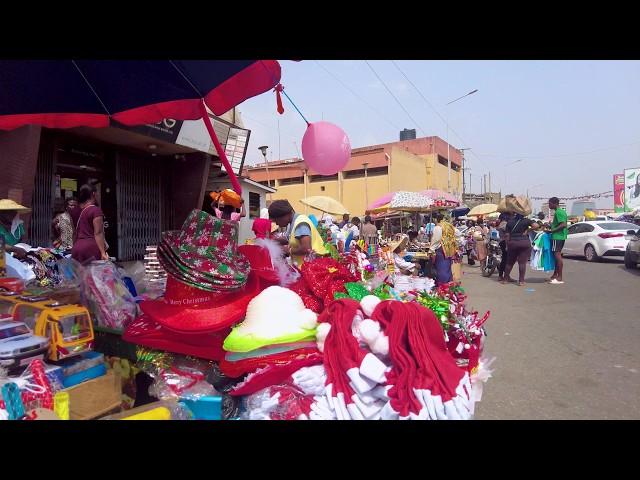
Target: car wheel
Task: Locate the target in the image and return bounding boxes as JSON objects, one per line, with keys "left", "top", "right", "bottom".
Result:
{"left": 625, "top": 249, "right": 637, "bottom": 269}
{"left": 584, "top": 244, "right": 600, "bottom": 262}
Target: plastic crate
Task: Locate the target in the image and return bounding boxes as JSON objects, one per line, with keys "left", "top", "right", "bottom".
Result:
{"left": 180, "top": 396, "right": 222, "bottom": 420}
{"left": 61, "top": 351, "right": 107, "bottom": 388}
{"left": 93, "top": 326, "right": 138, "bottom": 361}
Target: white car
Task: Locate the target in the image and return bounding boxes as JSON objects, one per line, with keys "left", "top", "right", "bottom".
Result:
{"left": 0, "top": 320, "right": 49, "bottom": 374}
{"left": 563, "top": 221, "right": 640, "bottom": 262}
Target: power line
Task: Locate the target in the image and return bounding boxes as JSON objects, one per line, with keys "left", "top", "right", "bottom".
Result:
{"left": 390, "top": 60, "right": 493, "bottom": 175}
{"left": 477, "top": 140, "right": 640, "bottom": 161}
{"left": 364, "top": 60, "right": 428, "bottom": 136}
{"left": 314, "top": 60, "right": 401, "bottom": 132}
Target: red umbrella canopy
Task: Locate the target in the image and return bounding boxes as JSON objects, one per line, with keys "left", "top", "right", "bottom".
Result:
{"left": 0, "top": 60, "right": 282, "bottom": 193}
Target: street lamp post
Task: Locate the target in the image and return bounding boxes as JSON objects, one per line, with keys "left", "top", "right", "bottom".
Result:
{"left": 459, "top": 147, "right": 471, "bottom": 200}
{"left": 258, "top": 145, "right": 271, "bottom": 187}
{"left": 258, "top": 145, "right": 273, "bottom": 201}
{"left": 446, "top": 89, "right": 478, "bottom": 193}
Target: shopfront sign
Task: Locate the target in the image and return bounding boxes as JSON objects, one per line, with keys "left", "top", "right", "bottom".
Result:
{"left": 111, "top": 115, "right": 250, "bottom": 176}
{"left": 624, "top": 167, "right": 640, "bottom": 212}
{"left": 613, "top": 173, "right": 625, "bottom": 213}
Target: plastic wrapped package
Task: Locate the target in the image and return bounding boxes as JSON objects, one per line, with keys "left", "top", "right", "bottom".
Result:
{"left": 240, "top": 383, "right": 314, "bottom": 420}
{"left": 80, "top": 261, "right": 139, "bottom": 329}
{"left": 119, "top": 261, "right": 146, "bottom": 295}
{"left": 239, "top": 366, "right": 328, "bottom": 420}
{"left": 0, "top": 359, "right": 60, "bottom": 413}
{"left": 136, "top": 348, "right": 219, "bottom": 401}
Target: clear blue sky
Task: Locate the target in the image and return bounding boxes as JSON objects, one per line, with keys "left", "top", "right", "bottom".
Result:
{"left": 238, "top": 60, "right": 640, "bottom": 211}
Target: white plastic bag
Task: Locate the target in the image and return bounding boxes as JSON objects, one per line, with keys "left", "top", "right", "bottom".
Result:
{"left": 5, "top": 253, "right": 36, "bottom": 282}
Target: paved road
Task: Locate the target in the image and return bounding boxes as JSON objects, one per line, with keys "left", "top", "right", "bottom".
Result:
{"left": 463, "top": 255, "right": 640, "bottom": 419}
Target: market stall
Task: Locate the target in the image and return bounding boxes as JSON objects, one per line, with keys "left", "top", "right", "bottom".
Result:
{"left": 0, "top": 62, "right": 494, "bottom": 421}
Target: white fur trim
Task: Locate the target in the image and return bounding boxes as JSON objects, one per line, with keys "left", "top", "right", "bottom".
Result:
{"left": 432, "top": 395, "right": 448, "bottom": 420}
{"left": 336, "top": 392, "right": 351, "bottom": 420}
{"left": 352, "top": 394, "right": 384, "bottom": 419}
{"left": 360, "top": 295, "right": 382, "bottom": 317}
{"left": 358, "top": 319, "right": 381, "bottom": 344}
{"left": 347, "top": 403, "right": 365, "bottom": 420}
{"left": 316, "top": 322, "right": 331, "bottom": 342}
{"left": 354, "top": 390, "right": 377, "bottom": 405}
{"left": 444, "top": 400, "right": 462, "bottom": 420}
{"left": 371, "top": 384, "right": 391, "bottom": 401}
{"left": 347, "top": 367, "right": 378, "bottom": 394}
{"left": 380, "top": 401, "right": 399, "bottom": 420}
{"left": 359, "top": 353, "right": 388, "bottom": 384}
{"left": 254, "top": 238, "right": 300, "bottom": 286}
{"left": 370, "top": 335, "right": 389, "bottom": 356}
{"left": 325, "top": 384, "right": 335, "bottom": 411}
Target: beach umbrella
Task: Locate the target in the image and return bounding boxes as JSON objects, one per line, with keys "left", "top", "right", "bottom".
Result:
{"left": 300, "top": 196, "right": 349, "bottom": 216}
{"left": 420, "top": 189, "right": 460, "bottom": 206}
{"left": 468, "top": 203, "right": 499, "bottom": 217}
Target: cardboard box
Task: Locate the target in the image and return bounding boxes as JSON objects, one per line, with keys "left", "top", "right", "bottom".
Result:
{"left": 63, "top": 369, "right": 122, "bottom": 420}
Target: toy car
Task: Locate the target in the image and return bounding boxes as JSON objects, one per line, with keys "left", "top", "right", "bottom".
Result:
{"left": 0, "top": 320, "right": 49, "bottom": 374}
{"left": 11, "top": 299, "right": 94, "bottom": 362}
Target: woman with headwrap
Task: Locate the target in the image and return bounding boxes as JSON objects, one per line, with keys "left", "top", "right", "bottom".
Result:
{"left": 268, "top": 200, "right": 328, "bottom": 268}
{"left": 0, "top": 199, "right": 30, "bottom": 260}
{"left": 429, "top": 212, "right": 456, "bottom": 285}
{"left": 210, "top": 189, "right": 246, "bottom": 222}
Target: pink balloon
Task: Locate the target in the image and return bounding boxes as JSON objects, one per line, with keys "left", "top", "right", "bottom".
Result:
{"left": 301, "top": 121, "right": 351, "bottom": 176}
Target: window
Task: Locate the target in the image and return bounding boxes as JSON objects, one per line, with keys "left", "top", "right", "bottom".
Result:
{"left": 279, "top": 176, "right": 304, "bottom": 186}
{"left": 571, "top": 224, "right": 595, "bottom": 234}
{"left": 599, "top": 222, "right": 638, "bottom": 231}
{"left": 343, "top": 166, "right": 388, "bottom": 179}
{"left": 309, "top": 174, "right": 338, "bottom": 183}
{"left": 59, "top": 314, "right": 91, "bottom": 342}
{"left": 249, "top": 192, "right": 260, "bottom": 218}
{"left": 0, "top": 324, "right": 30, "bottom": 340}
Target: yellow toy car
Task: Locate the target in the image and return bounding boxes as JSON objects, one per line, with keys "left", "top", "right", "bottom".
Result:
{"left": 11, "top": 298, "right": 94, "bottom": 362}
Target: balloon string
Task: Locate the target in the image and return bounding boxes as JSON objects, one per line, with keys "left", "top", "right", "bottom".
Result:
{"left": 281, "top": 89, "right": 310, "bottom": 126}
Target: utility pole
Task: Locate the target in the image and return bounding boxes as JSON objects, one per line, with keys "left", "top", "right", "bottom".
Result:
{"left": 459, "top": 148, "right": 471, "bottom": 200}
{"left": 488, "top": 172, "right": 492, "bottom": 202}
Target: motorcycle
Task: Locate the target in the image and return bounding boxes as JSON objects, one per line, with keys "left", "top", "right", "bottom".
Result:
{"left": 482, "top": 239, "right": 502, "bottom": 277}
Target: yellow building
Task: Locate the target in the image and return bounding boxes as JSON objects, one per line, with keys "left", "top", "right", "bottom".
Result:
{"left": 246, "top": 136, "right": 463, "bottom": 217}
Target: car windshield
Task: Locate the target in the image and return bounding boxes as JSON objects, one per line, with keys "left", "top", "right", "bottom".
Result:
{"left": 598, "top": 222, "right": 639, "bottom": 231}
{"left": 0, "top": 324, "right": 30, "bottom": 340}
{"left": 59, "top": 314, "right": 91, "bottom": 342}
{"left": 13, "top": 305, "right": 40, "bottom": 330}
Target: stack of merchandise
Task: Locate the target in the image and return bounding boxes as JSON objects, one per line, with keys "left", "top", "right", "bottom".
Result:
{"left": 81, "top": 261, "right": 139, "bottom": 330}
{"left": 119, "top": 211, "right": 495, "bottom": 421}
{"left": 124, "top": 210, "right": 262, "bottom": 361}
{"left": 236, "top": 257, "right": 493, "bottom": 420}
{"left": 240, "top": 288, "right": 493, "bottom": 420}
{"left": 143, "top": 246, "right": 167, "bottom": 292}
{"left": 219, "top": 286, "right": 323, "bottom": 406}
